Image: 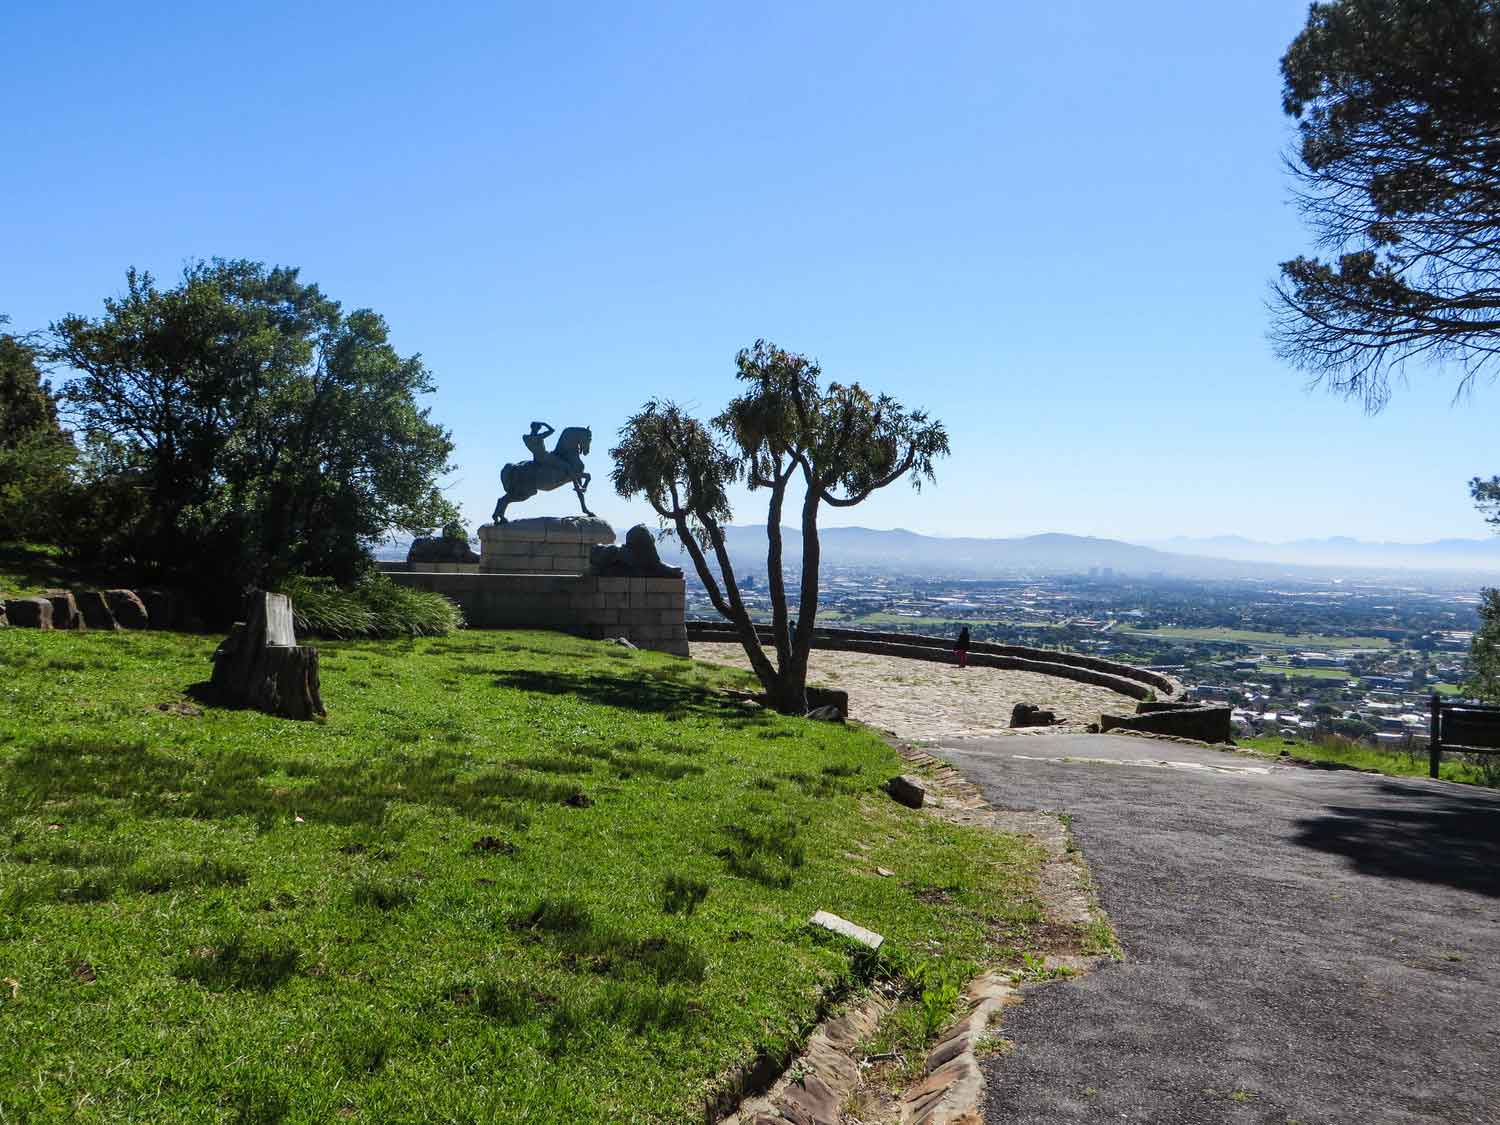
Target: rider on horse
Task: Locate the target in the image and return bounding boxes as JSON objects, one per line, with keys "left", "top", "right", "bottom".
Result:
{"left": 493, "top": 421, "right": 595, "bottom": 523}
{"left": 523, "top": 421, "right": 554, "bottom": 463}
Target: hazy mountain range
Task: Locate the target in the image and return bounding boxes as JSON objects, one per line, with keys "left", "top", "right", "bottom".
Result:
{"left": 382, "top": 525, "right": 1500, "bottom": 583}
{"left": 654, "top": 526, "right": 1500, "bottom": 583}
{"left": 1142, "top": 534, "right": 1500, "bottom": 572}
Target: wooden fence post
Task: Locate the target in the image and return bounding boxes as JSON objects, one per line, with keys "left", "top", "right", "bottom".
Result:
{"left": 1429, "top": 693, "right": 1442, "bottom": 779}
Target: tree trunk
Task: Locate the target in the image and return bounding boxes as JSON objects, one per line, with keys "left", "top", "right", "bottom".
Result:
{"left": 766, "top": 672, "right": 809, "bottom": 716}
{"left": 768, "top": 485, "right": 825, "bottom": 715}
{"left": 210, "top": 592, "right": 326, "bottom": 720}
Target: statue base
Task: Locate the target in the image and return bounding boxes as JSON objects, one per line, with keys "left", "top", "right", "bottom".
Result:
{"left": 478, "top": 516, "right": 616, "bottom": 575}
{"left": 378, "top": 515, "right": 686, "bottom": 656}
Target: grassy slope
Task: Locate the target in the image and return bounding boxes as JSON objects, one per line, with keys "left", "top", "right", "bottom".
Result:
{"left": 0, "top": 629, "right": 1043, "bottom": 1123}
{"left": 1240, "top": 734, "right": 1496, "bottom": 786}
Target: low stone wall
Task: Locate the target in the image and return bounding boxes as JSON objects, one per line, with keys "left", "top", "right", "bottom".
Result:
{"left": 2, "top": 587, "right": 193, "bottom": 631}
{"left": 823, "top": 627, "right": 1183, "bottom": 698}
{"left": 1101, "top": 706, "right": 1233, "bottom": 743}
{"left": 386, "top": 570, "right": 688, "bottom": 656}
{"left": 688, "top": 624, "right": 1154, "bottom": 701}
{"left": 684, "top": 622, "right": 1178, "bottom": 700}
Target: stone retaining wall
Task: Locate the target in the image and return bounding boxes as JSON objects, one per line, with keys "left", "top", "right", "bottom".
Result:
{"left": 386, "top": 570, "right": 689, "bottom": 656}
{"left": 685, "top": 621, "right": 1178, "bottom": 700}
{"left": 810, "top": 626, "right": 1182, "bottom": 697}
{"left": 688, "top": 624, "right": 1154, "bottom": 700}
{"left": 1101, "top": 705, "right": 1233, "bottom": 743}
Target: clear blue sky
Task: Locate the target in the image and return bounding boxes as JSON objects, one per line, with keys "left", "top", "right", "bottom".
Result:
{"left": 4, "top": 1, "right": 1493, "bottom": 543}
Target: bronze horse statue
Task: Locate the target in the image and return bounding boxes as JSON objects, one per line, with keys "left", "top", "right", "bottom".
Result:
{"left": 492, "top": 422, "right": 596, "bottom": 522}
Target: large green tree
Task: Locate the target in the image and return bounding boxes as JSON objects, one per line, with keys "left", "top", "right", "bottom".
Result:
{"left": 49, "top": 261, "right": 458, "bottom": 614}
{"left": 1272, "top": 0, "right": 1500, "bottom": 406}
{"left": 612, "top": 342, "right": 948, "bottom": 714}
{"left": 0, "top": 319, "right": 75, "bottom": 543}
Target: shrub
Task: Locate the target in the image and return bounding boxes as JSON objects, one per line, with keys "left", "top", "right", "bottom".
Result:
{"left": 277, "top": 573, "right": 462, "bottom": 639}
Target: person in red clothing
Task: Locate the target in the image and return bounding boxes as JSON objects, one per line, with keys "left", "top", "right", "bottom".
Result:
{"left": 955, "top": 625, "right": 971, "bottom": 669}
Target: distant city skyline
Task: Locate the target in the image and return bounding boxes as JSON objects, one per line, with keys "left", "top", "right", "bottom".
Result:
{"left": 5, "top": 1, "right": 1495, "bottom": 543}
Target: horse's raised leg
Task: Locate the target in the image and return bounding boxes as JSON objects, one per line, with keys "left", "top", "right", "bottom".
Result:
{"left": 573, "top": 477, "right": 596, "bottom": 518}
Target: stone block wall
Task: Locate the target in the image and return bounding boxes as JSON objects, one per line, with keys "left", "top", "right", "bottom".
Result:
{"left": 481, "top": 540, "right": 592, "bottom": 574}
{"left": 477, "top": 517, "right": 612, "bottom": 576}
{"left": 1100, "top": 706, "right": 1233, "bottom": 743}
{"left": 386, "top": 570, "right": 688, "bottom": 657}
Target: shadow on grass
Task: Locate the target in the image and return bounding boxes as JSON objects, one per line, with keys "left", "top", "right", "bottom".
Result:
{"left": 511, "top": 897, "right": 708, "bottom": 986}
{"left": 0, "top": 740, "right": 599, "bottom": 833}
{"left": 1292, "top": 779, "right": 1500, "bottom": 897}
{"left": 492, "top": 668, "right": 770, "bottom": 723}
{"left": 174, "top": 933, "right": 300, "bottom": 991}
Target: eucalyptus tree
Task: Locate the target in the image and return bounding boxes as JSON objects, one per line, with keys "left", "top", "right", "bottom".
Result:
{"left": 611, "top": 341, "right": 948, "bottom": 714}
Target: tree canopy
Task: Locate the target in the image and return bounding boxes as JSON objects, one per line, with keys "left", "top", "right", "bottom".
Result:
{"left": 1272, "top": 0, "right": 1500, "bottom": 407}
{"left": 611, "top": 341, "right": 947, "bottom": 713}
{"left": 49, "top": 260, "right": 458, "bottom": 614}
{"left": 0, "top": 320, "right": 74, "bottom": 543}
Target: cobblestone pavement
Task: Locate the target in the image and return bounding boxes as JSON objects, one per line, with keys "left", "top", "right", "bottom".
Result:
{"left": 688, "top": 642, "right": 1134, "bottom": 741}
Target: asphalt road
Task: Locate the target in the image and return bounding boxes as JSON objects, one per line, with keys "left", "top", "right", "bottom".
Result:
{"left": 935, "top": 734, "right": 1500, "bottom": 1125}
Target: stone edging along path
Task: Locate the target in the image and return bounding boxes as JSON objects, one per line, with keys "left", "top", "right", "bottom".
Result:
{"left": 686, "top": 621, "right": 1182, "bottom": 702}
{"left": 718, "top": 739, "right": 1118, "bottom": 1125}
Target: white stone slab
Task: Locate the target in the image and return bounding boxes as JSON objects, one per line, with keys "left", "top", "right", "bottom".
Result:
{"left": 809, "top": 910, "right": 884, "bottom": 950}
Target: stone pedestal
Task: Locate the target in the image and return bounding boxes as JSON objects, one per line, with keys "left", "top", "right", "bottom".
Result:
{"left": 478, "top": 516, "right": 616, "bottom": 575}
{"left": 385, "top": 570, "right": 689, "bottom": 656}
{"left": 384, "top": 515, "right": 688, "bottom": 656}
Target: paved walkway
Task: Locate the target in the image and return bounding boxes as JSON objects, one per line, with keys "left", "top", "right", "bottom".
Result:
{"left": 689, "top": 642, "right": 1130, "bottom": 740}
{"left": 935, "top": 734, "right": 1500, "bottom": 1124}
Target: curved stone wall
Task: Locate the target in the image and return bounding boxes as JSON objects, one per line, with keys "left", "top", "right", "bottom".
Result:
{"left": 685, "top": 621, "right": 1181, "bottom": 701}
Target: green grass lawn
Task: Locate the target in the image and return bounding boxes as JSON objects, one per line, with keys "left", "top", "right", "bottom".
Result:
{"left": 0, "top": 629, "right": 1043, "bottom": 1123}
{"left": 1257, "top": 664, "right": 1352, "bottom": 680}
{"left": 1124, "top": 627, "right": 1390, "bottom": 650}
{"left": 1240, "top": 734, "right": 1497, "bottom": 786}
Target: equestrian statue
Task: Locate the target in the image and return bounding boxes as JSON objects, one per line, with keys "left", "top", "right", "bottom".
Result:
{"left": 492, "top": 421, "right": 596, "bottom": 523}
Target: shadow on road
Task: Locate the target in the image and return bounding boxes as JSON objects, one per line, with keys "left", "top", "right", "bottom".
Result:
{"left": 1293, "top": 779, "right": 1500, "bottom": 897}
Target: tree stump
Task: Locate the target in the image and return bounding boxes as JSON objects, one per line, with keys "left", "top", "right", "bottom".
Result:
{"left": 210, "top": 592, "right": 326, "bottom": 720}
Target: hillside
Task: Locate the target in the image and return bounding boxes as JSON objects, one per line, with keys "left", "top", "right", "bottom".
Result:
{"left": 0, "top": 627, "right": 1043, "bottom": 1123}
